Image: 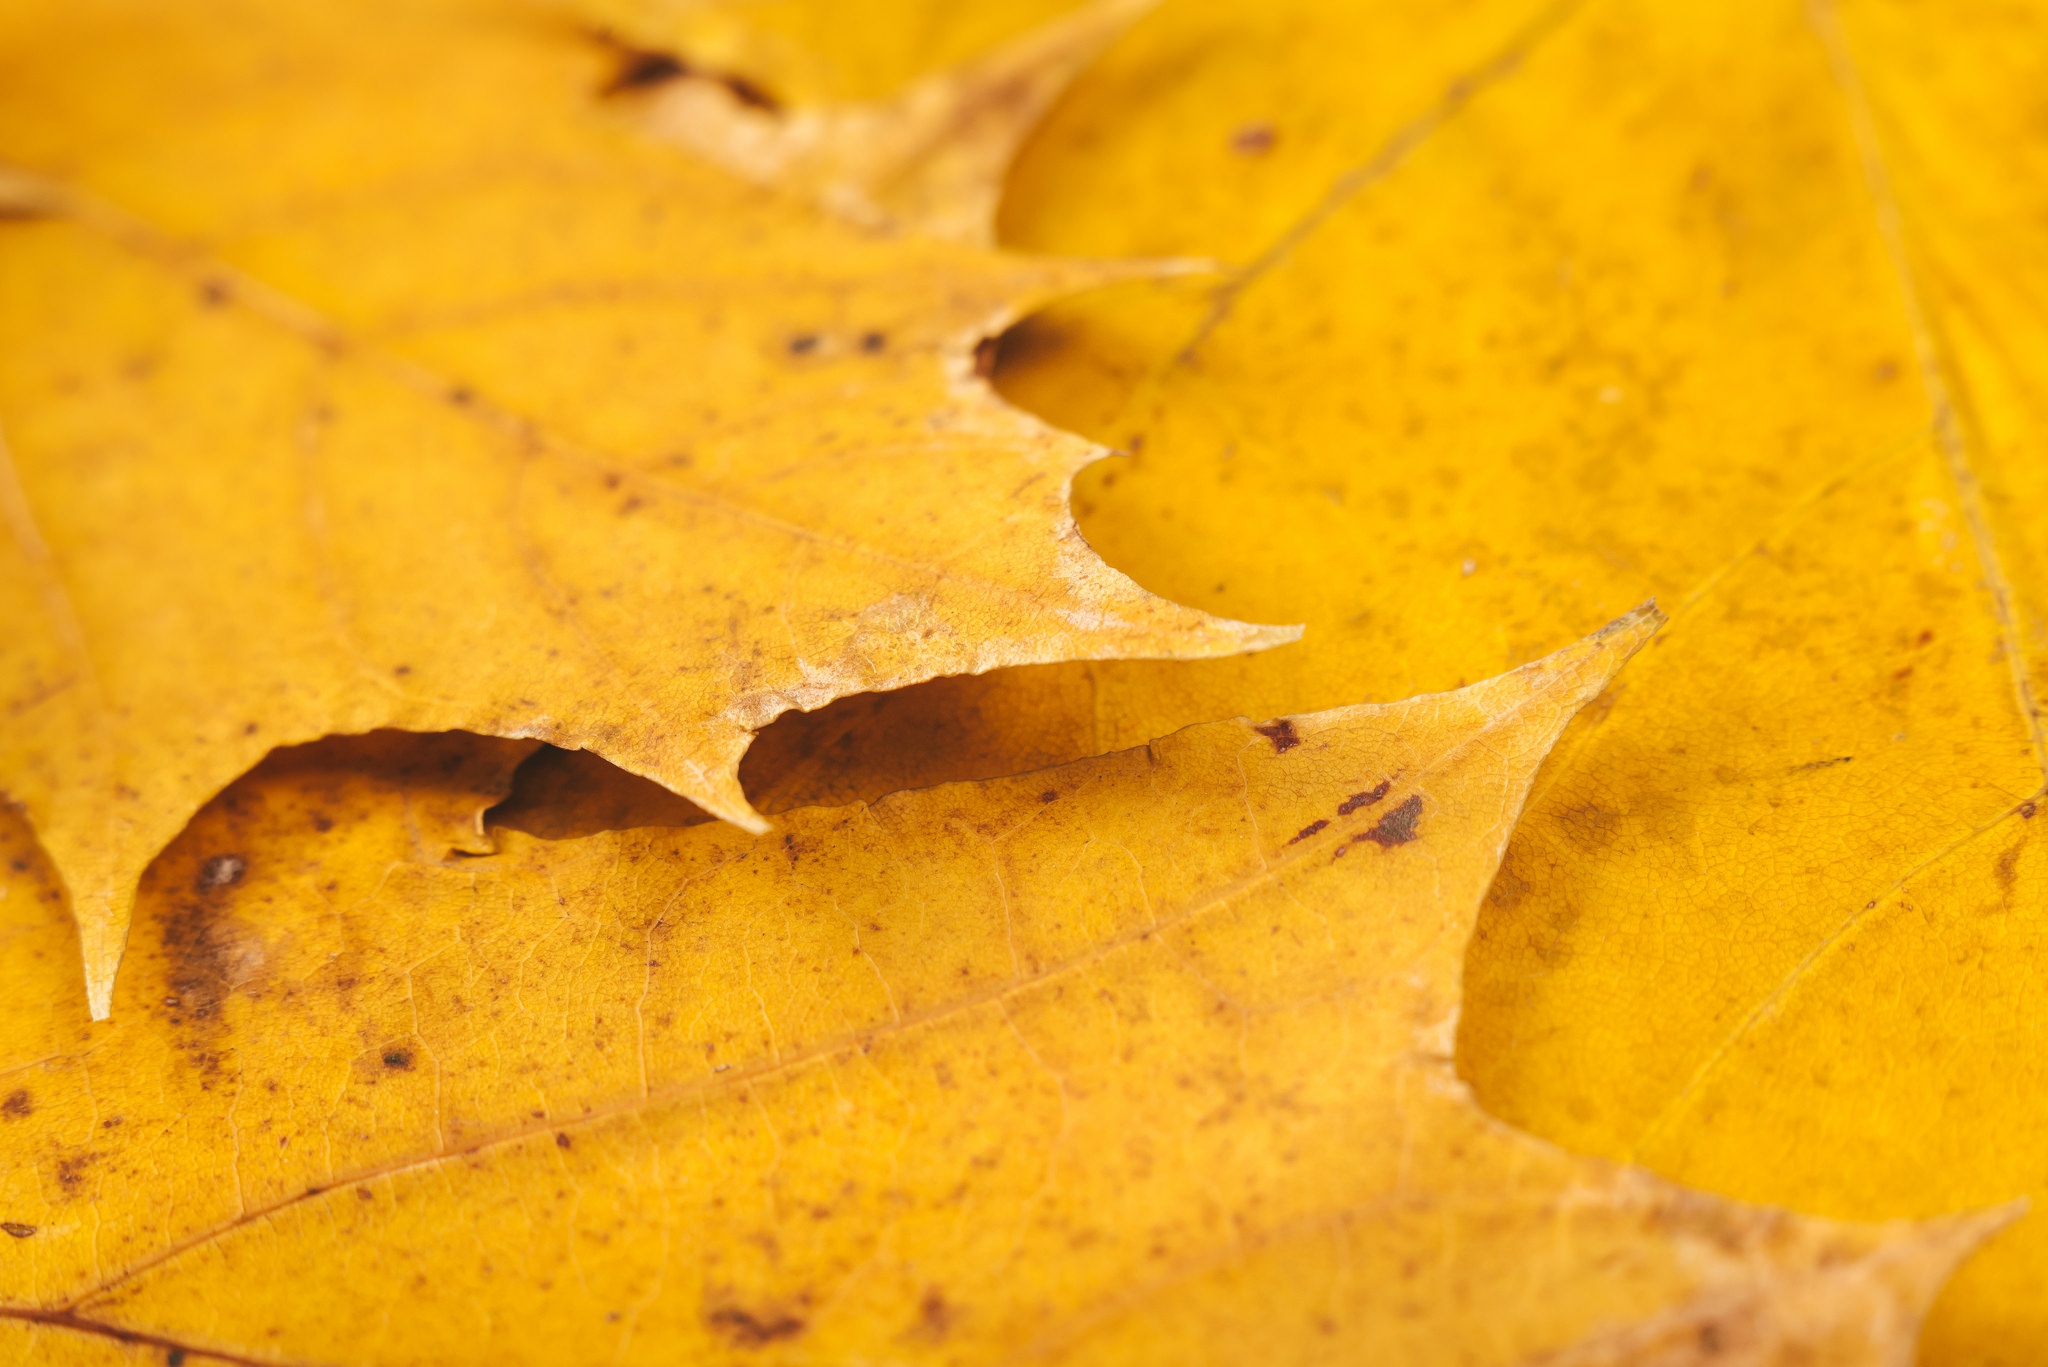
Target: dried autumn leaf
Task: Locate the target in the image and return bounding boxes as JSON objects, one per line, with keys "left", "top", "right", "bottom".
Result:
{"left": 0, "top": 611, "right": 2004, "bottom": 1362}
{"left": 0, "top": 0, "right": 1294, "bottom": 1019}
{"left": 718, "top": 0, "right": 2045, "bottom": 1355}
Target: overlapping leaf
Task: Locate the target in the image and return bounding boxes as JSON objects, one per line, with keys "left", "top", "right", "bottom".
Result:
{"left": 0, "top": 0, "right": 1289, "bottom": 1018}
{"left": 0, "top": 612, "right": 2003, "bottom": 1364}
{"left": 768, "top": 0, "right": 2042, "bottom": 1356}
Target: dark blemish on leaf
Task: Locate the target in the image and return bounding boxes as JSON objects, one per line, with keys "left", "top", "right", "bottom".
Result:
{"left": 600, "top": 47, "right": 685, "bottom": 95}
{"left": 1336, "top": 796, "right": 1425, "bottom": 858}
{"left": 1995, "top": 841, "right": 2022, "bottom": 898}
{"left": 357, "top": 1186, "right": 374, "bottom": 1200}
{"left": 197, "top": 280, "right": 231, "bottom": 308}
{"left": 198, "top": 855, "right": 245, "bottom": 889}
{"left": 304, "top": 1185, "right": 323, "bottom": 1198}
{"left": 860, "top": 331, "right": 887, "bottom": 353}
{"left": 1361, "top": 795, "right": 1423, "bottom": 846}
{"left": 393, "top": 664, "right": 412, "bottom": 676}
{"left": 382, "top": 1049, "right": 413, "bottom": 1070}
{"left": 312, "top": 814, "right": 333, "bottom": 833}
{"left": 1917, "top": 629, "right": 1935, "bottom": 646}
{"left": 2022, "top": 802, "right": 2037, "bottom": 820}
{"left": 1790, "top": 755, "right": 1853, "bottom": 773}
{"left": 707, "top": 1305, "right": 807, "bottom": 1347}
{"left": 168, "top": 1352, "right": 186, "bottom": 1367}
{"left": 556, "top": 1132, "right": 572, "bottom": 1149}
{"left": 55, "top": 1152, "right": 97, "bottom": 1192}
{"left": 448, "top": 385, "right": 474, "bottom": 406}
{"left": 1230, "top": 122, "right": 1277, "bottom": 155}
{"left": 242, "top": 720, "right": 258, "bottom": 735}
{"left": 1253, "top": 720, "right": 1300, "bottom": 753}
{"left": 1039, "top": 790, "right": 1059, "bottom": 803}
{"left": 787, "top": 333, "right": 819, "bottom": 356}
{"left": 919, "top": 1288, "right": 953, "bottom": 1338}
{"left": 619, "top": 496, "right": 644, "bottom": 515}
{"left": 101, "top": 1116, "right": 122, "bottom": 1128}
{"left": 1, "top": 1223, "right": 33, "bottom": 1239}
{"left": 1337, "top": 780, "right": 1392, "bottom": 816}
{"left": 1288, "top": 819, "right": 1327, "bottom": 844}
{"left": 1699, "top": 1322, "right": 1722, "bottom": 1354}
{"left": 1, "top": 1089, "right": 30, "bottom": 1119}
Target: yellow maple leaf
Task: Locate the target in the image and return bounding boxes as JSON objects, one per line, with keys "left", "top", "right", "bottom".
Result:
{"left": 0, "top": 610, "right": 2006, "bottom": 1362}
{"left": 0, "top": 0, "right": 1294, "bottom": 1019}
{"left": 776, "top": 0, "right": 2041, "bottom": 1357}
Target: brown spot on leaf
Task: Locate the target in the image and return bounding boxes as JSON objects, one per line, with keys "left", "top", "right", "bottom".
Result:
{"left": 55, "top": 1151, "right": 98, "bottom": 1192}
{"left": 1336, "top": 795, "right": 1425, "bottom": 858}
{"left": 1039, "top": 790, "right": 1059, "bottom": 803}
{"left": 556, "top": 1131, "right": 572, "bottom": 1149}
{"left": 1231, "top": 122, "right": 1277, "bottom": 155}
{"left": 0, "top": 1223, "right": 33, "bottom": 1238}
{"left": 917, "top": 1288, "right": 953, "bottom": 1339}
{"left": 382, "top": 1049, "right": 413, "bottom": 1070}
{"left": 1996, "top": 841, "right": 2023, "bottom": 900}
{"left": 1288, "top": 819, "right": 1328, "bottom": 844}
{"left": 707, "top": 1304, "right": 807, "bottom": 1347}
{"left": 2022, "top": 801, "right": 2038, "bottom": 820}
{"left": 197, "top": 279, "right": 231, "bottom": 308}
{"left": 1337, "top": 780, "right": 1392, "bottom": 815}
{"left": 1253, "top": 719, "right": 1300, "bottom": 753}
{"left": 1, "top": 1089, "right": 30, "bottom": 1119}
{"left": 1361, "top": 795, "right": 1423, "bottom": 846}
